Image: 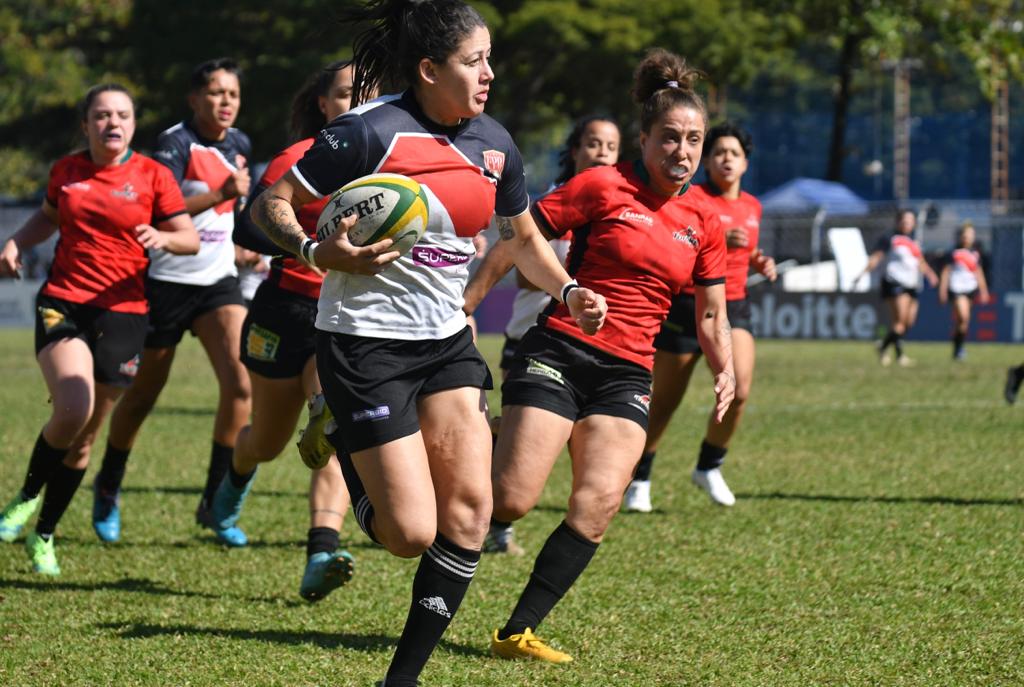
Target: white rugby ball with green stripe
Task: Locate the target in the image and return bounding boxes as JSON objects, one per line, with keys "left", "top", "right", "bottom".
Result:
{"left": 316, "top": 172, "right": 429, "bottom": 256}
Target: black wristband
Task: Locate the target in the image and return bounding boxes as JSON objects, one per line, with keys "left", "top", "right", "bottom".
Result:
{"left": 560, "top": 280, "right": 580, "bottom": 304}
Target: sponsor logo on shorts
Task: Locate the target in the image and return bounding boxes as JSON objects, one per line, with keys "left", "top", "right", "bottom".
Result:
{"left": 39, "top": 307, "right": 65, "bottom": 331}
{"left": 628, "top": 393, "right": 651, "bottom": 416}
{"left": 525, "top": 357, "right": 564, "bottom": 385}
{"left": 119, "top": 354, "right": 140, "bottom": 378}
{"left": 246, "top": 324, "right": 280, "bottom": 362}
{"left": 482, "top": 150, "right": 506, "bottom": 181}
{"left": 673, "top": 226, "right": 699, "bottom": 249}
{"left": 352, "top": 405, "right": 391, "bottom": 422}
{"left": 418, "top": 595, "right": 452, "bottom": 618}
{"left": 411, "top": 246, "right": 472, "bottom": 268}
{"left": 618, "top": 209, "right": 654, "bottom": 227}
{"left": 111, "top": 182, "right": 138, "bottom": 202}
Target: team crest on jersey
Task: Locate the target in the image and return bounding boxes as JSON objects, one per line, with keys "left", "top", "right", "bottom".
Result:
{"left": 111, "top": 183, "right": 138, "bottom": 201}
{"left": 482, "top": 150, "right": 505, "bottom": 180}
{"left": 673, "top": 226, "right": 699, "bottom": 249}
{"left": 39, "top": 307, "right": 65, "bottom": 331}
{"left": 119, "top": 354, "right": 140, "bottom": 378}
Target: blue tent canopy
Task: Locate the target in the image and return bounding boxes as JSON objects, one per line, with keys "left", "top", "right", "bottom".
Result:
{"left": 759, "top": 177, "right": 870, "bottom": 215}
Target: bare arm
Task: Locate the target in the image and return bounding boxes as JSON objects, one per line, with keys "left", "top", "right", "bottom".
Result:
{"left": 462, "top": 236, "right": 516, "bottom": 315}
{"left": 695, "top": 282, "right": 735, "bottom": 423}
{"left": 919, "top": 255, "right": 939, "bottom": 287}
{"left": 184, "top": 167, "right": 250, "bottom": 216}
{"left": 134, "top": 212, "right": 200, "bottom": 255}
{"left": 504, "top": 212, "right": 606, "bottom": 334}
{"left": 976, "top": 263, "right": 990, "bottom": 302}
{"left": 0, "top": 202, "right": 60, "bottom": 278}
{"left": 938, "top": 264, "right": 950, "bottom": 304}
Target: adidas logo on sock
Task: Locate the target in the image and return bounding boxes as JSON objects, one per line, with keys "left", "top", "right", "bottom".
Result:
{"left": 418, "top": 595, "right": 452, "bottom": 618}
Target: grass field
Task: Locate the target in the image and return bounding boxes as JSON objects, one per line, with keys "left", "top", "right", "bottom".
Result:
{"left": 1, "top": 330, "right": 1022, "bottom": 686}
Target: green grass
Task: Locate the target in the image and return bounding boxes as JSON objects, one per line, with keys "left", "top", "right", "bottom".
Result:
{"left": 1, "top": 330, "right": 1022, "bottom": 686}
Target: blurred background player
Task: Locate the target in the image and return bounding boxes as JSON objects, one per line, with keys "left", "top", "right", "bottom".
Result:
{"left": 625, "top": 122, "right": 775, "bottom": 511}
{"left": 858, "top": 209, "right": 939, "bottom": 368}
{"left": 0, "top": 84, "right": 198, "bottom": 574}
{"left": 92, "top": 58, "right": 254, "bottom": 543}
{"left": 465, "top": 48, "right": 732, "bottom": 662}
{"left": 1005, "top": 363, "right": 1024, "bottom": 404}
{"left": 938, "top": 221, "right": 990, "bottom": 361}
{"left": 220, "top": 60, "right": 360, "bottom": 601}
{"left": 471, "top": 114, "right": 621, "bottom": 554}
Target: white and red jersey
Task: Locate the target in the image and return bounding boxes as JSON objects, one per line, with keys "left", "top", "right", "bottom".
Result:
{"left": 532, "top": 161, "right": 726, "bottom": 370}
{"left": 149, "top": 120, "right": 251, "bottom": 285}
{"left": 293, "top": 91, "right": 529, "bottom": 340}
{"left": 875, "top": 232, "right": 923, "bottom": 288}
{"left": 42, "top": 151, "right": 186, "bottom": 313}
{"left": 683, "top": 183, "right": 762, "bottom": 301}
{"left": 948, "top": 247, "right": 981, "bottom": 294}
{"left": 504, "top": 235, "right": 572, "bottom": 341}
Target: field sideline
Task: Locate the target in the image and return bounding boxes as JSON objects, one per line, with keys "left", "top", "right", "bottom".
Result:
{"left": 1, "top": 330, "right": 1022, "bottom": 686}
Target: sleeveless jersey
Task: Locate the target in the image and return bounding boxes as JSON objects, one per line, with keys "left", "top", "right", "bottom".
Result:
{"left": 42, "top": 151, "right": 186, "bottom": 314}
{"left": 948, "top": 247, "right": 981, "bottom": 294}
{"left": 532, "top": 161, "right": 726, "bottom": 370}
{"left": 875, "top": 232, "right": 922, "bottom": 288}
{"left": 683, "top": 183, "right": 762, "bottom": 301}
{"left": 293, "top": 90, "right": 529, "bottom": 340}
{"left": 150, "top": 120, "right": 251, "bottom": 285}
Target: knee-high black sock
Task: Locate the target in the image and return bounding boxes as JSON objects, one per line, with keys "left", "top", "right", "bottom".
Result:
{"left": 337, "top": 452, "right": 379, "bottom": 544}
{"left": 634, "top": 450, "right": 656, "bottom": 481}
{"left": 953, "top": 332, "right": 965, "bottom": 357}
{"left": 21, "top": 432, "right": 68, "bottom": 500}
{"left": 96, "top": 443, "right": 131, "bottom": 495}
{"left": 385, "top": 532, "right": 480, "bottom": 685}
{"left": 202, "top": 441, "right": 233, "bottom": 506}
{"left": 500, "top": 520, "right": 599, "bottom": 638}
{"left": 307, "top": 527, "right": 340, "bottom": 558}
{"left": 696, "top": 440, "right": 727, "bottom": 471}
{"left": 35, "top": 463, "right": 86, "bottom": 536}
{"left": 879, "top": 330, "right": 897, "bottom": 353}
{"left": 893, "top": 335, "right": 904, "bottom": 358}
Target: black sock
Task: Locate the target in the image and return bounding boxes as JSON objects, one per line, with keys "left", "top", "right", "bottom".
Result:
{"left": 500, "top": 520, "right": 599, "bottom": 638}
{"left": 1016, "top": 365, "right": 1024, "bottom": 381}
{"left": 879, "top": 330, "right": 897, "bottom": 353}
{"left": 36, "top": 463, "right": 86, "bottom": 536}
{"left": 385, "top": 532, "right": 480, "bottom": 685}
{"left": 227, "top": 463, "right": 256, "bottom": 489}
{"left": 634, "top": 450, "right": 656, "bottom": 481}
{"left": 953, "top": 332, "right": 965, "bottom": 356}
{"left": 202, "top": 442, "right": 233, "bottom": 505}
{"left": 307, "top": 526, "right": 340, "bottom": 558}
{"left": 21, "top": 432, "right": 68, "bottom": 500}
{"left": 893, "top": 335, "right": 904, "bottom": 358}
{"left": 96, "top": 443, "right": 131, "bottom": 495}
{"left": 696, "top": 440, "right": 727, "bottom": 471}
{"left": 337, "top": 451, "right": 380, "bottom": 544}
{"left": 490, "top": 517, "right": 511, "bottom": 530}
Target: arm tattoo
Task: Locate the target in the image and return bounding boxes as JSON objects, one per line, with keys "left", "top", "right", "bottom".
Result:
{"left": 497, "top": 216, "right": 515, "bottom": 241}
{"left": 253, "top": 194, "right": 307, "bottom": 255}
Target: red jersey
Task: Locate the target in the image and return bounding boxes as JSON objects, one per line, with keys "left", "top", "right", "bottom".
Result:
{"left": 43, "top": 151, "right": 187, "bottom": 313}
{"left": 686, "top": 183, "right": 762, "bottom": 301}
{"left": 532, "top": 161, "right": 726, "bottom": 370}
{"left": 258, "top": 139, "right": 327, "bottom": 299}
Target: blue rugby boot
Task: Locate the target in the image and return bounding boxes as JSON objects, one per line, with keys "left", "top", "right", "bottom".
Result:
{"left": 91, "top": 482, "right": 121, "bottom": 543}
{"left": 208, "top": 470, "right": 256, "bottom": 547}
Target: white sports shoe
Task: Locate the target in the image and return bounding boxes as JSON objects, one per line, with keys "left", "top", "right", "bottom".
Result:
{"left": 623, "top": 479, "right": 652, "bottom": 513}
{"left": 691, "top": 468, "right": 736, "bottom": 506}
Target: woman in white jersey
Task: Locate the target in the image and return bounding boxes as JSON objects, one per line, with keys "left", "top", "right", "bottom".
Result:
{"left": 938, "top": 221, "right": 989, "bottom": 361}
{"left": 859, "top": 209, "right": 938, "bottom": 367}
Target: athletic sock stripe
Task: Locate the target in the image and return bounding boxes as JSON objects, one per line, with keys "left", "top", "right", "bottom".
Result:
{"left": 354, "top": 496, "right": 373, "bottom": 535}
{"left": 427, "top": 544, "right": 477, "bottom": 579}
{"left": 431, "top": 541, "right": 479, "bottom": 573}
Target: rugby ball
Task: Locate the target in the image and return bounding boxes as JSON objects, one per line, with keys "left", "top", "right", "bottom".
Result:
{"left": 316, "top": 173, "right": 429, "bottom": 256}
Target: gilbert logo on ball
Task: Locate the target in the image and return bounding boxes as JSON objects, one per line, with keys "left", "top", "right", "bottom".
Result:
{"left": 316, "top": 173, "right": 429, "bottom": 256}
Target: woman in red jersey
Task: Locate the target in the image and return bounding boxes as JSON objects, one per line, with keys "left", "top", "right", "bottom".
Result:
{"left": 476, "top": 49, "right": 734, "bottom": 663}
{"left": 0, "top": 85, "right": 198, "bottom": 575}
{"left": 938, "top": 221, "right": 990, "bottom": 361}
{"left": 219, "top": 60, "right": 359, "bottom": 600}
{"left": 625, "top": 123, "right": 776, "bottom": 512}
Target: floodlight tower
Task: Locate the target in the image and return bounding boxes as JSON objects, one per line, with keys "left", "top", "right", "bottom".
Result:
{"left": 991, "top": 75, "right": 1009, "bottom": 216}
{"left": 886, "top": 58, "right": 920, "bottom": 201}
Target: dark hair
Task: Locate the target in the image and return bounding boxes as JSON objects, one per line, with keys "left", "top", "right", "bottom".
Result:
{"left": 632, "top": 48, "right": 705, "bottom": 133}
{"left": 554, "top": 115, "right": 619, "bottom": 185}
{"left": 344, "top": 0, "right": 487, "bottom": 105}
{"left": 289, "top": 60, "right": 353, "bottom": 141}
{"left": 957, "top": 221, "right": 975, "bottom": 246}
{"left": 704, "top": 122, "right": 752, "bottom": 159}
{"left": 190, "top": 57, "right": 242, "bottom": 92}
{"left": 79, "top": 83, "right": 134, "bottom": 121}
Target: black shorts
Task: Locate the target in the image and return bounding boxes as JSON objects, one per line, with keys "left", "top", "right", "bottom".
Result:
{"left": 34, "top": 293, "right": 147, "bottom": 388}
{"left": 501, "top": 327, "right": 652, "bottom": 430}
{"left": 881, "top": 279, "right": 918, "bottom": 300}
{"left": 316, "top": 326, "right": 492, "bottom": 454}
{"left": 240, "top": 281, "right": 317, "bottom": 379}
{"left": 950, "top": 289, "right": 978, "bottom": 301}
{"left": 145, "top": 275, "right": 244, "bottom": 349}
{"left": 653, "top": 293, "right": 753, "bottom": 355}
{"left": 500, "top": 335, "right": 521, "bottom": 371}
